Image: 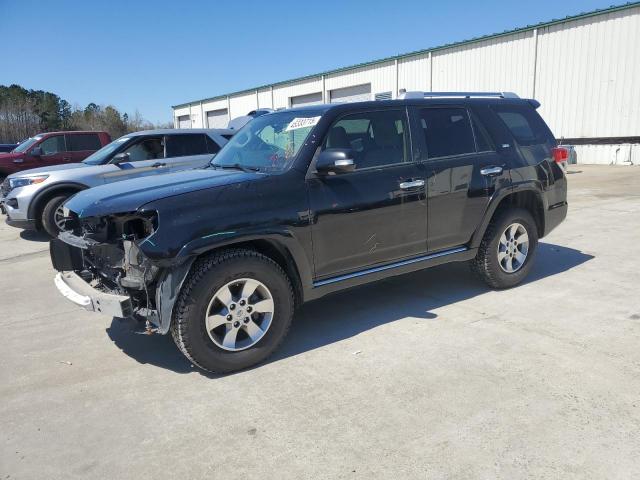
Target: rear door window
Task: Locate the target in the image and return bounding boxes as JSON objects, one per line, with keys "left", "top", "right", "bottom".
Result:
{"left": 419, "top": 108, "right": 476, "bottom": 158}
{"left": 67, "top": 133, "right": 101, "bottom": 151}
{"left": 165, "top": 134, "right": 208, "bottom": 157}
{"left": 470, "top": 114, "right": 495, "bottom": 152}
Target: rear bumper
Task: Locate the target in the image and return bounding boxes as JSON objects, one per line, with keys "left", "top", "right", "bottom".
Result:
{"left": 54, "top": 271, "right": 133, "bottom": 318}
{"left": 544, "top": 201, "right": 568, "bottom": 237}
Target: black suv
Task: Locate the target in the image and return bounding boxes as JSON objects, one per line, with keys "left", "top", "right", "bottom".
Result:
{"left": 50, "top": 92, "right": 567, "bottom": 373}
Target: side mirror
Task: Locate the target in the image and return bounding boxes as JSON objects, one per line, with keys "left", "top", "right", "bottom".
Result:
{"left": 112, "top": 152, "right": 130, "bottom": 164}
{"left": 316, "top": 148, "right": 356, "bottom": 175}
{"left": 30, "top": 147, "right": 43, "bottom": 157}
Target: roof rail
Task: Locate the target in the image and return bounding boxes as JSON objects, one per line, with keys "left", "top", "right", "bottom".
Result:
{"left": 398, "top": 91, "right": 520, "bottom": 99}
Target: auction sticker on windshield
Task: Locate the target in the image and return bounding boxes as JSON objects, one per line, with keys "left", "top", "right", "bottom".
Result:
{"left": 285, "top": 116, "right": 321, "bottom": 131}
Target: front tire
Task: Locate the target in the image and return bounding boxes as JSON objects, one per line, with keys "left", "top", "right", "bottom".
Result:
{"left": 171, "top": 249, "right": 294, "bottom": 374}
{"left": 471, "top": 208, "right": 538, "bottom": 289}
{"left": 41, "top": 194, "right": 71, "bottom": 237}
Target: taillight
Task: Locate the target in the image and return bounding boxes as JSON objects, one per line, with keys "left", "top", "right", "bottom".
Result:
{"left": 551, "top": 147, "right": 569, "bottom": 163}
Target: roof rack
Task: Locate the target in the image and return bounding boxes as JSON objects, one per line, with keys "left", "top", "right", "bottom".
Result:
{"left": 398, "top": 91, "right": 519, "bottom": 99}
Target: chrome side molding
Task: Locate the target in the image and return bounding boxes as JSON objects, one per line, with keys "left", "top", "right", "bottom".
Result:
{"left": 313, "top": 246, "right": 468, "bottom": 287}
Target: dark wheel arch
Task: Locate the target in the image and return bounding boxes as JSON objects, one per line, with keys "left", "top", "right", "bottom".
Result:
{"left": 471, "top": 188, "right": 545, "bottom": 249}
{"left": 28, "top": 182, "right": 88, "bottom": 228}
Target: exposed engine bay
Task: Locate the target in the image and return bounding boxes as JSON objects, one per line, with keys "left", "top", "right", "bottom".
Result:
{"left": 51, "top": 210, "right": 190, "bottom": 333}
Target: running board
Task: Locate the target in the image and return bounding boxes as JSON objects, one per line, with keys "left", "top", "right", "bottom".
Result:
{"left": 313, "top": 246, "right": 469, "bottom": 288}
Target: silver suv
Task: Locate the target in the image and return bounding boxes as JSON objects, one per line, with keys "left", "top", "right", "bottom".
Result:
{"left": 0, "top": 128, "right": 232, "bottom": 236}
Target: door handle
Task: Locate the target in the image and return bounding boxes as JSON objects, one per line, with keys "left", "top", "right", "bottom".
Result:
{"left": 13, "top": 158, "right": 24, "bottom": 163}
{"left": 480, "top": 166, "right": 503, "bottom": 176}
{"left": 63, "top": 157, "right": 72, "bottom": 161}
{"left": 399, "top": 179, "right": 425, "bottom": 189}
{"left": 152, "top": 162, "right": 166, "bottom": 168}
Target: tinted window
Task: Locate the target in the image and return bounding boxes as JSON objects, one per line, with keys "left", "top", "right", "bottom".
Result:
{"left": 496, "top": 111, "right": 536, "bottom": 143}
{"left": 121, "top": 137, "right": 164, "bottom": 162}
{"left": 205, "top": 135, "right": 221, "bottom": 154}
{"left": 221, "top": 134, "right": 233, "bottom": 140}
{"left": 165, "top": 134, "right": 208, "bottom": 157}
{"left": 39, "top": 135, "right": 66, "bottom": 155}
{"left": 491, "top": 105, "right": 554, "bottom": 147}
{"left": 419, "top": 108, "right": 475, "bottom": 158}
{"left": 68, "top": 133, "right": 101, "bottom": 151}
{"left": 471, "top": 114, "right": 495, "bottom": 152}
{"left": 323, "top": 109, "right": 409, "bottom": 169}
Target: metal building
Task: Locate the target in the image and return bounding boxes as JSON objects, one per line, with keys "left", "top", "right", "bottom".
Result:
{"left": 172, "top": 3, "right": 640, "bottom": 164}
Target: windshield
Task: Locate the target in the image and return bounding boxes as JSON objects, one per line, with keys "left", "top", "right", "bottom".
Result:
{"left": 82, "top": 136, "right": 131, "bottom": 165}
{"left": 211, "top": 110, "right": 322, "bottom": 172}
{"left": 12, "top": 136, "right": 42, "bottom": 153}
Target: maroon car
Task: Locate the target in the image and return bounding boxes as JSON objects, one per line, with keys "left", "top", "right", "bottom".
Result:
{"left": 0, "top": 131, "right": 111, "bottom": 179}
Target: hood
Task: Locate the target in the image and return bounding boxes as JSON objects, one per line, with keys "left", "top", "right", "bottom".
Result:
{"left": 65, "top": 167, "right": 261, "bottom": 218}
{"left": 7, "top": 162, "right": 87, "bottom": 178}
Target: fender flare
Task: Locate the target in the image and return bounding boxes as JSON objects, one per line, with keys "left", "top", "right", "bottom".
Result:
{"left": 469, "top": 184, "right": 545, "bottom": 249}
{"left": 174, "top": 228, "right": 314, "bottom": 292}
{"left": 27, "top": 182, "right": 89, "bottom": 220}
{"left": 149, "top": 230, "right": 314, "bottom": 333}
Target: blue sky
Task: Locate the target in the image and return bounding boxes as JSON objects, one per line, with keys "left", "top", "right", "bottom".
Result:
{"left": 0, "top": 0, "right": 618, "bottom": 123}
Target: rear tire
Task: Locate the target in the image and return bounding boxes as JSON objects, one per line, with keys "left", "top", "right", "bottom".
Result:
{"left": 471, "top": 207, "right": 538, "bottom": 289}
{"left": 41, "top": 194, "right": 71, "bottom": 238}
{"left": 171, "top": 249, "right": 294, "bottom": 374}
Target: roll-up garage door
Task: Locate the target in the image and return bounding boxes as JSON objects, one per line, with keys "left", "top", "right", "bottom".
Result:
{"left": 329, "top": 84, "right": 371, "bottom": 103}
{"left": 206, "top": 109, "right": 229, "bottom": 128}
{"left": 177, "top": 115, "right": 191, "bottom": 128}
{"left": 290, "top": 92, "right": 323, "bottom": 107}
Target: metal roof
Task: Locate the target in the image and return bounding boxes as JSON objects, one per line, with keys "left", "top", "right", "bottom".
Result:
{"left": 172, "top": 1, "right": 640, "bottom": 109}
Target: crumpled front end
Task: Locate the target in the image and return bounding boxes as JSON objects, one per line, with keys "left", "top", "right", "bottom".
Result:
{"left": 50, "top": 209, "right": 188, "bottom": 333}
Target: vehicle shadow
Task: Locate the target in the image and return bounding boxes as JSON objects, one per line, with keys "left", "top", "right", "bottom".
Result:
{"left": 19, "top": 230, "right": 49, "bottom": 242}
{"left": 105, "top": 242, "right": 594, "bottom": 376}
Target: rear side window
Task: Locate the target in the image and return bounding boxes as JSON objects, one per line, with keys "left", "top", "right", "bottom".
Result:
{"left": 419, "top": 108, "right": 475, "bottom": 158}
{"left": 68, "top": 133, "right": 101, "bottom": 151}
{"left": 221, "top": 134, "right": 234, "bottom": 140}
{"left": 491, "top": 104, "right": 553, "bottom": 146}
{"left": 165, "top": 134, "right": 208, "bottom": 157}
{"left": 205, "top": 136, "right": 221, "bottom": 154}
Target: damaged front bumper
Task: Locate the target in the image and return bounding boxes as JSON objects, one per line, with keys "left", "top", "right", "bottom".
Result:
{"left": 50, "top": 221, "right": 193, "bottom": 334}
{"left": 54, "top": 271, "right": 133, "bottom": 318}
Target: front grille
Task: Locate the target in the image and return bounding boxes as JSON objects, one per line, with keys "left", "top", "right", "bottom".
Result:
{"left": 0, "top": 178, "right": 10, "bottom": 197}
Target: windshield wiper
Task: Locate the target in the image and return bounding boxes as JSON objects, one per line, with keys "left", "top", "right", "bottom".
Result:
{"left": 213, "top": 163, "right": 260, "bottom": 173}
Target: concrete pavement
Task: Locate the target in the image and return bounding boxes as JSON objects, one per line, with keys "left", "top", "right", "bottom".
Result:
{"left": 1, "top": 165, "right": 639, "bottom": 479}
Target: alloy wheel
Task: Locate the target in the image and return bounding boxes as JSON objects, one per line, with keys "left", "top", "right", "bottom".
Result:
{"left": 497, "top": 222, "right": 529, "bottom": 273}
{"left": 205, "top": 278, "right": 275, "bottom": 351}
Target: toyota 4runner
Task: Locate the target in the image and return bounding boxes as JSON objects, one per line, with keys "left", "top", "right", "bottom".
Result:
{"left": 49, "top": 92, "right": 568, "bottom": 373}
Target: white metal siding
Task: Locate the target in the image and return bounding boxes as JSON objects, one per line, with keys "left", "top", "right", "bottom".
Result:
{"left": 572, "top": 144, "right": 640, "bottom": 165}
{"left": 329, "top": 84, "right": 372, "bottom": 103}
{"left": 177, "top": 115, "right": 191, "bottom": 129}
{"left": 431, "top": 31, "right": 535, "bottom": 96}
{"left": 173, "top": 5, "right": 640, "bottom": 164}
{"left": 229, "top": 92, "right": 258, "bottom": 119}
{"left": 273, "top": 78, "right": 323, "bottom": 109}
{"left": 206, "top": 109, "right": 229, "bottom": 128}
{"left": 535, "top": 7, "right": 640, "bottom": 139}
{"left": 398, "top": 52, "right": 431, "bottom": 93}
{"left": 325, "top": 61, "right": 395, "bottom": 99}
{"left": 290, "top": 92, "right": 323, "bottom": 107}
